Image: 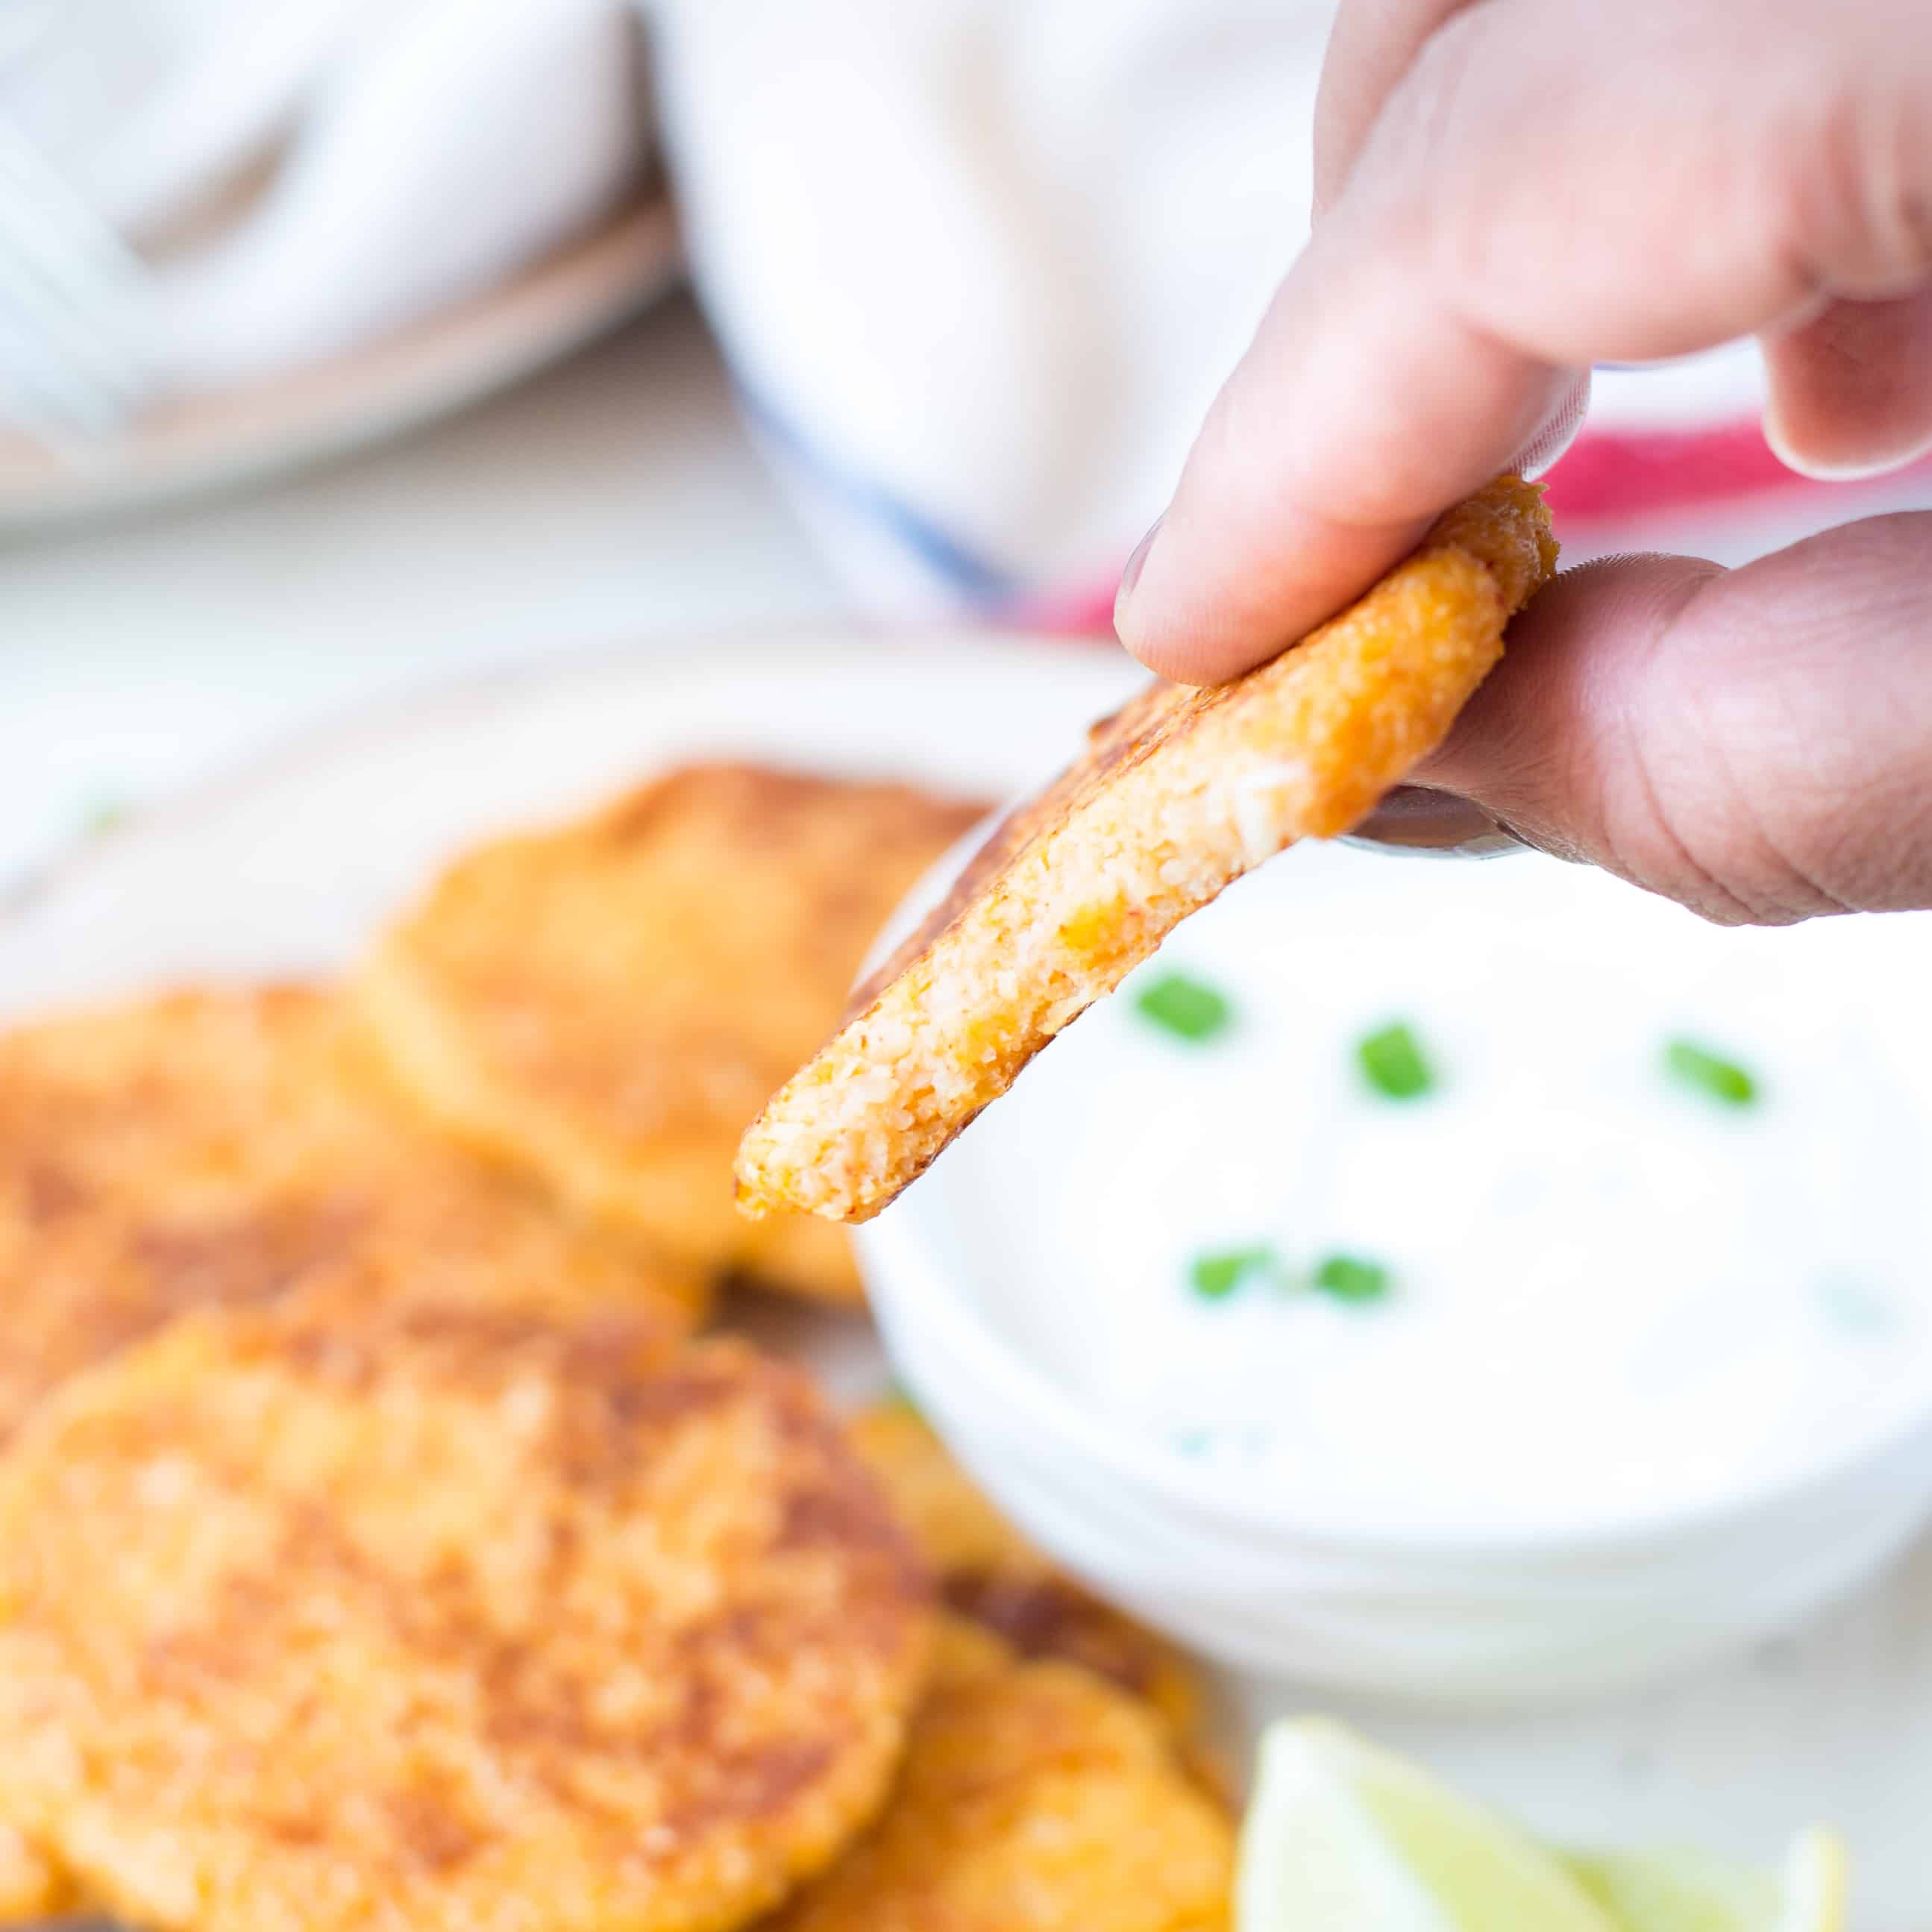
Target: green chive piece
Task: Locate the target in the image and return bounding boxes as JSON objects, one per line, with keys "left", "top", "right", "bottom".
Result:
{"left": 1188, "top": 1245, "right": 1278, "bottom": 1300}
{"left": 1136, "top": 973, "right": 1232, "bottom": 1042}
{"left": 1312, "top": 1252, "right": 1392, "bottom": 1304}
{"left": 1664, "top": 1037, "right": 1758, "bottom": 1108}
{"left": 1355, "top": 1020, "right": 1436, "bottom": 1100}
{"left": 83, "top": 795, "right": 130, "bottom": 837}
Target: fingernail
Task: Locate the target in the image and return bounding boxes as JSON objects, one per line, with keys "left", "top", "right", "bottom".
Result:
{"left": 1762, "top": 404, "right": 1932, "bottom": 482}
{"left": 1113, "top": 513, "right": 1164, "bottom": 638}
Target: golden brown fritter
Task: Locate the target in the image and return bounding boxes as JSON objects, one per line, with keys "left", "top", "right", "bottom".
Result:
{"left": 848, "top": 1402, "right": 1202, "bottom": 1743}
{"left": 361, "top": 765, "right": 988, "bottom": 1304}
{"left": 0, "top": 1298, "right": 935, "bottom": 1932}
{"left": 762, "top": 1619, "right": 1234, "bottom": 1932}
{"left": 736, "top": 480, "right": 1558, "bottom": 1222}
{"left": 0, "top": 1822, "right": 70, "bottom": 1923}
{"left": 0, "top": 985, "right": 706, "bottom": 1442}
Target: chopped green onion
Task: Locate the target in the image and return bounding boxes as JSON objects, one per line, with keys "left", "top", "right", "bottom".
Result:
{"left": 1355, "top": 1020, "right": 1436, "bottom": 1100}
{"left": 82, "top": 794, "right": 130, "bottom": 837}
{"left": 1312, "top": 1252, "right": 1392, "bottom": 1304}
{"left": 1188, "top": 1245, "right": 1279, "bottom": 1300}
{"left": 1664, "top": 1037, "right": 1758, "bottom": 1108}
{"left": 1136, "top": 972, "right": 1233, "bottom": 1042}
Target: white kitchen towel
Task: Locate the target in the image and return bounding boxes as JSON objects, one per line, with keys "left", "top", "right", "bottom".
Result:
{"left": 652, "top": 0, "right": 1932, "bottom": 619}
{"left": 2, "top": 0, "right": 647, "bottom": 398}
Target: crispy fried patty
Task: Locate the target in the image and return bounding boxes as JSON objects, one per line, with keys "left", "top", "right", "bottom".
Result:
{"left": 737, "top": 481, "right": 1558, "bottom": 1222}
{"left": 848, "top": 1402, "right": 1204, "bottom": 1743}
{"left": 0, "top": 985, "right": 706, "bottom": 1441}
{"left": 0, "top": 1298, "right": 935, "bottom": 1932}
{"left": 763, "top": 1618, "right": 1234, "bottom": 1932}
{"left": 362, "top": 765, "right": 988, "bottom": 1303}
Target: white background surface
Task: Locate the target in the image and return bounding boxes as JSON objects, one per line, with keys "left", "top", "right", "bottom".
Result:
{"left": 0, "top": 295, "right": 840, "bottom": 891}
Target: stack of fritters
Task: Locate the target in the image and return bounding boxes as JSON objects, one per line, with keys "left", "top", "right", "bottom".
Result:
{"left": 0, "top": 760, "right": 1234, "bottom": 1931}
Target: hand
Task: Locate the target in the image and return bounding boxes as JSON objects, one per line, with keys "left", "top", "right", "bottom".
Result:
{"left": 1113, "top": 0, "right": 1932, "bottom": 923}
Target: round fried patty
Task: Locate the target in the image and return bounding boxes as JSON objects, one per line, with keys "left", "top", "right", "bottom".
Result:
{"left": 360, "top": 764, "right": 987, "bottom": 1302}
{"left": 0, "top": 985, "right": 706, "bottom": 1440}
{"left": 0, "top": 1299, "right": 933, "bottom": 1932}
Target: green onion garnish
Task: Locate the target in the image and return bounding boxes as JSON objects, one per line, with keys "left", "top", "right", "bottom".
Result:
{"left": 1188, "top": 1245, "right": 1278, "bottom": 1300}
{"left": 1355, "top": 1020, "right": 1436, "bottom": 1100}
{"left": 1664, "top": 1037, "right": 1758, "bottom": 1108}
{"left": 1312, "top": 1252, "right": 1392, "bottom": 1304}
{"left": 1137, "top": 973, "right": 1232, "bottom": 1042}
{"left": 83, "top": 795, "right": 130, "bottom": 837}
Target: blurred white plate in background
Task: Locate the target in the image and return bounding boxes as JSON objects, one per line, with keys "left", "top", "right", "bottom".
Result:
{"left": 0, "top": 184, "right": 677, "bottom": 532}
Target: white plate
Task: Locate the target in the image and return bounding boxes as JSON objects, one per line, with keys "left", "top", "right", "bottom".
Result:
{"left": 1, "top": 633, "right": 1926, "bottom": 1923}
{"left": 0, "top": 188, "right": 679, "bottom": 532}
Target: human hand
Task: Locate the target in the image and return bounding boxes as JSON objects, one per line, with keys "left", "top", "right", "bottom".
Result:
{"left": 1113, "top": 0, "right": 1932, "bottom": 923}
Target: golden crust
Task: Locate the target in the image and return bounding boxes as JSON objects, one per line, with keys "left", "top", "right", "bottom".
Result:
{"left": 762, "top": 1620, "right": 1233, "bottom": 1932}
{"left": 0, "top": 986, "right": 706, "bottom": 1443}
{"left": 361, "top": 765, "right": 988, "bottom": 1302}
{"left": 848, "top": 1402, "right": 1203, "bottom": 1744}
{"left": 736, "top": 479, "right": 1558, "bottom": 1222}
{"left": 0, "top": 1820, "right": 71, "bottom": 1923}
{"left": 0, "top": 1300, "right": 935, "bottom": 1932}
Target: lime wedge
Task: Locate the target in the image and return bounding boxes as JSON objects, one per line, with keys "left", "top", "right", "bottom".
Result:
{"left": 1561, "top": 1828, "right": 1849, "bottom": 1932}
{"left": 1238, "top": 1721, "right": 1848, "bottom": 1932}
{"left": 1237, "top": 1718, "right": 1616, "bottom": 1932}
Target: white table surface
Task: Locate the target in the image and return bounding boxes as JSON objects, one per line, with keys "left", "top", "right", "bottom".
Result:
{"left": 0, "top": 292, "right": 842, "bottom": 891}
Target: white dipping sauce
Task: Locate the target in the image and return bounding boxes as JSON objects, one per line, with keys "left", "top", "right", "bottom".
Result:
{"left": 940, "top": 844, "right": 1932, "bottom": 1539}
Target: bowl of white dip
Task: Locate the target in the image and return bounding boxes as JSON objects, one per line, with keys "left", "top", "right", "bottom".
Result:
{"left": 858, "top": 838, "right": 1932, "bottom": 1704}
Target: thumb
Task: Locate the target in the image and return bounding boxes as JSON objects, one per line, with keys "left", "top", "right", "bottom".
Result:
{"left": 1415, "top": 514, "right": 1932, "bottom": 923}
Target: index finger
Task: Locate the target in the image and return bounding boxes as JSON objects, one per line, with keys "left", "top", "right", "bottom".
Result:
{"left": 1116, "top": 0, "right": 1932, "bottom": 683}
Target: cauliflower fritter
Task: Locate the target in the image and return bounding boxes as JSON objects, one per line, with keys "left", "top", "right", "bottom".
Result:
{"left": 848, "top": 1402, "right": 1203, "bottom": 1743}
{"left": 0, "top": 1299, "right": 934, "bottom": 1932}
{"left": 763, "top": 1619, "right": 1233, "bottom": 1932}
{"left": 362, "top": 765, "right": 988, "bottom": 1302}
{"left": 737, "top": 480, "right": 1558, "bottom": 1222}
{"left": 0, "top": 985, "right": 706, "bottom": 1441}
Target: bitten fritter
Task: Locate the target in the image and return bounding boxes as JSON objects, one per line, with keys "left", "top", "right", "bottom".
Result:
{"left": 736, "top": 480, "right": 1558, "bottom": 1222}
{"left": 0, "top": 1299, "right": 935, "bottom": 1932}
{"left": 360, "top": 765, "right": 988, "bottom": 1303}
{"left": 0, "top": 985, "right": 706, "bottom": 1441}
{"left": 848, "top": 1402, "right": 1202, "bottom": 1743}
{"left": 762, "top": 1619, "right": 1234, "bottom": 1932}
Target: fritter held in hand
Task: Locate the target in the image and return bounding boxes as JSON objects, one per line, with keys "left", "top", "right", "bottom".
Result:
{"left": 737, "top": 480, "right": 1557, "bottom": 1222}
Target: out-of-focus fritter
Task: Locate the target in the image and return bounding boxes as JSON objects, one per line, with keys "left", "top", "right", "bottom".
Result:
{"left": 0, "top": 1296, "right": 935, "bottom": 1932}
{"left": 762, "top": 1617, "right": 1234, "bottom": 1932}
{"left": 736, "top": 480, "right": 1558, "bottom": 1223}
{"left": 0, "top": 985, "right": 706, "bottom": 1442}
{"left": 848, "top": 1401, "right": 1202, "bottom": 1743}
{"left": 0, "top": 1822, "right": 69, "bottom": 1923}
{"left": 360, "top": 764, "right": 988, "bottom": 1303}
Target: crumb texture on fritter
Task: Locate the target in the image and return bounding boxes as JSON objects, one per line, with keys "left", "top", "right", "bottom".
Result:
{"left": 0, "top": 986, "right": 706, "bottom": 1442}
{"left": 847, "top": 1402, "right": 1202, "bottom": 1742}
{"left": 361, "top": 764, "right": 988, "bottom": 1304}
{"left": 0, "top": 1820, "right": 71, "bottom": 1922}
{"left": 736, "top": 479, "right": 1558, "bottom": 1223}
{"left": 763, "top": 1621, "right": 1234, "bottom": 1932}
{"left": 0, "top": 1299, "right": 934, "bottom": 1932}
